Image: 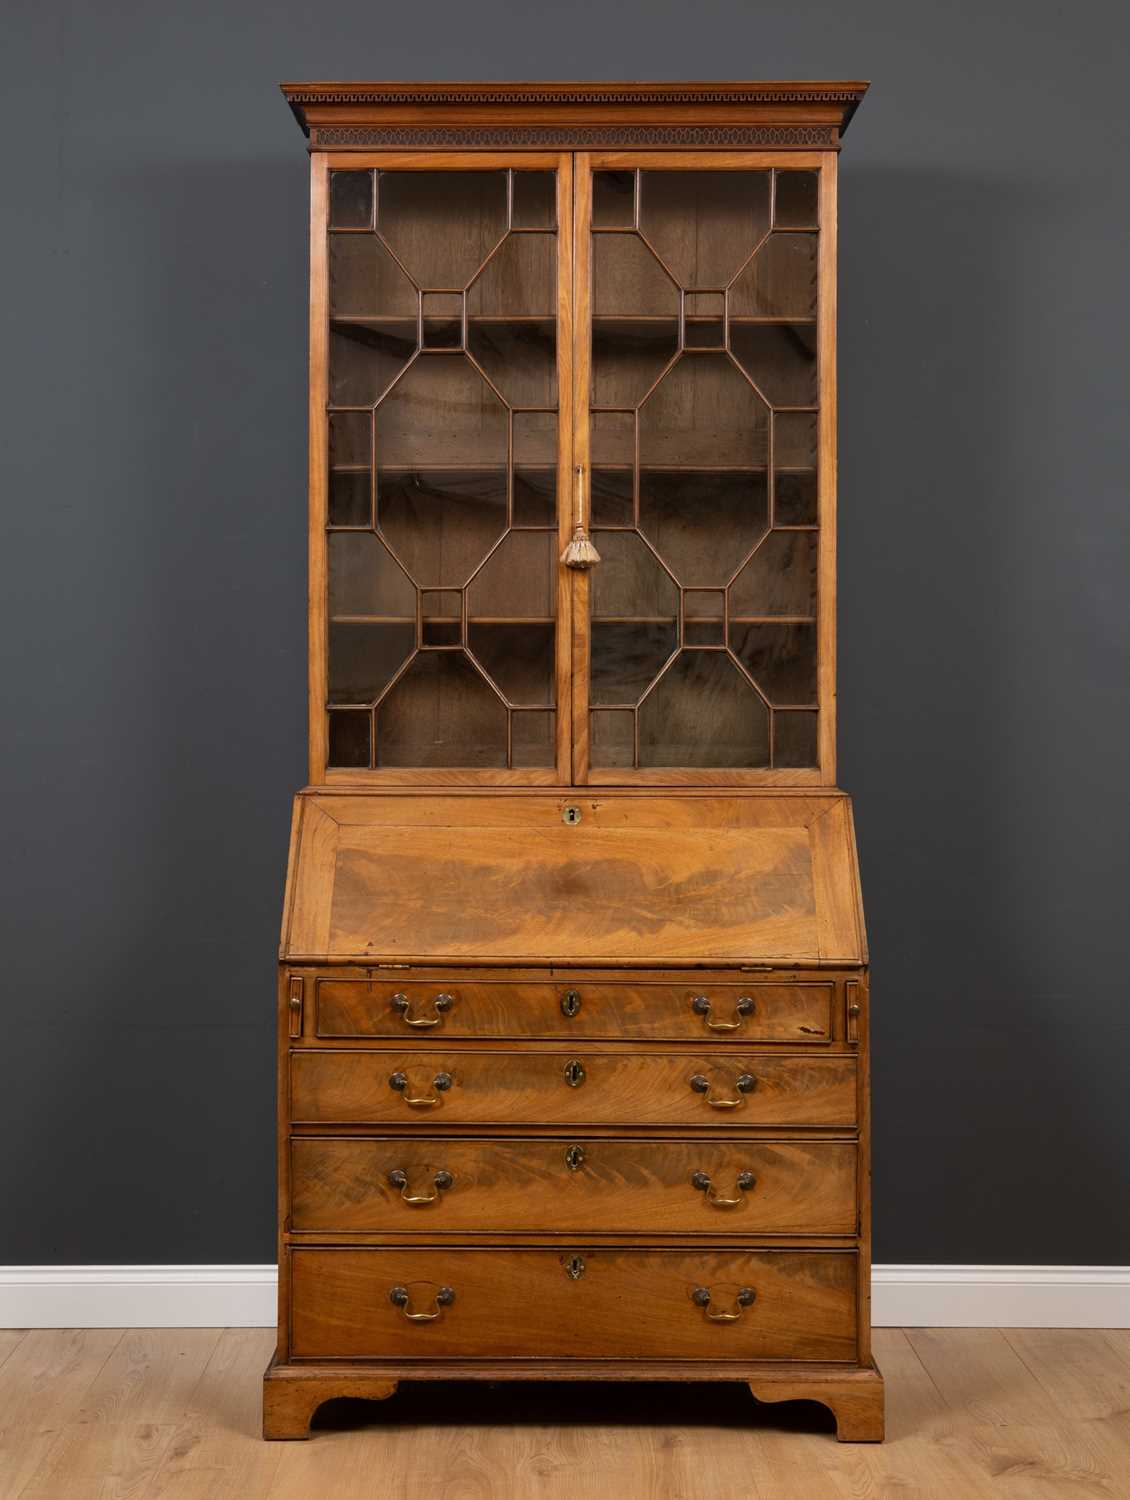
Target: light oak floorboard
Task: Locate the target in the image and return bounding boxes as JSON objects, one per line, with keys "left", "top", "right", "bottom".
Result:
{"left": 149, "top": 1330, "right": 283, "bottom": 1500}
{"left": 19, "top": 1419, "right": 177, "bottom": 1500}
{"left": 10, "top": 1330, "right": 1130, "bottom": 1499}
{"left": 74, "top": 1329, "right": 223, "bottom": 1427}
{"left": 0, "top": 1329, "right": 125, "bottom": 1500}
{"left": 0, "top": 1330, "right": 28, "bottom": 1372}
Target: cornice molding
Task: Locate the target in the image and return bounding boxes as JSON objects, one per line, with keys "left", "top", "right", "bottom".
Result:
{"left": 283, "top": 82, "right": 867, "bottom": 107}
{"left": 310, "top": 124, "right": 839, "bottom": 149}
{"left": 282, "top": 80, "right": 869, "bottom": 141}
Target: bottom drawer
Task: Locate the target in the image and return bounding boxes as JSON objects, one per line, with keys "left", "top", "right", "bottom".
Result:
{"left": 290, "top": 1247, "right": 858, "bottom": 1362}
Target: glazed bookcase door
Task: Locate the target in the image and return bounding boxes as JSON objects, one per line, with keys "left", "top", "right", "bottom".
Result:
{"left": 572, "top": 153, "right": 836, "bottom": 785}
{"left": 312, "top": 154, "right": 573, "bottom": 783}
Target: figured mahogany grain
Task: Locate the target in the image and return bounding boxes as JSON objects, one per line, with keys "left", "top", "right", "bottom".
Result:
{"left": 314, "top": 977, "right": 835, "bottom": 1042}
{"left": 290, "top": 1136, "right": 857, "bottom": 1234}
{"left": 289, "top": 1246, "right": 858, "bottom": 1362}
{"left": 289, "top": 1048, "right": 857, "bottom": 1128}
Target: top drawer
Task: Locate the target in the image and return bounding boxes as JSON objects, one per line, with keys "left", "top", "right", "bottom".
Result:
{"left": 314, "top": 977, "right": 835, "bottom": 1044}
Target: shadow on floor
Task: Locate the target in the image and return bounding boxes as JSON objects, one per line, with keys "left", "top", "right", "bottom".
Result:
{"left": 312, "top": 1380, "right": 836, "bottom": 1436}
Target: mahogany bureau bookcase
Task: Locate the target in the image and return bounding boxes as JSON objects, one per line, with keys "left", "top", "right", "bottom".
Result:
{"left": 265, "top": 80, "right": 883, "bottom": 1444}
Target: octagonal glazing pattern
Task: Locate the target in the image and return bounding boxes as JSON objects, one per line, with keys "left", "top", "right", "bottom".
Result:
{"left": 325, "top": 167, "right": 560, "bottom": 770}
{"left": 588, "top": 166, "right": 822, "bottom": 770}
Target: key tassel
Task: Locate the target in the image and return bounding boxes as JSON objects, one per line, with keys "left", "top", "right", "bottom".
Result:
{"left": 561, "top": 526, "right": 601, "bottom": 570}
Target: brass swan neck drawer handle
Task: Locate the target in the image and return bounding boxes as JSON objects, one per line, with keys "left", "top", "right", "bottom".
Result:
{"left": 388, "top": 1070, "right": 453, "bottom": 1108}
{"left": 691, "top": 994, "right": 755, "bottom": 1032}
{"left": 691, "top": 1169, "right": 756, "bottom": 1208}
{"left": 688, "top": 1072, "right": 756, "bottom": 1109}
{"left": 391, "top": 991, "right": 454, "bottom": 1029}
{"left": 389, "top": 1284, "right": 455, "bottom": 1322}
{"left": 388, "top": 1168, "right": 454, "bottom": 1205}
{"left": 691, "top": 1285, "right": 756, "bottom": 1322}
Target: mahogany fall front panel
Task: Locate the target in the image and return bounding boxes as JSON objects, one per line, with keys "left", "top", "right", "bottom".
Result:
{"left": 265, "top": 79, "right": 882, "bottom": 1445}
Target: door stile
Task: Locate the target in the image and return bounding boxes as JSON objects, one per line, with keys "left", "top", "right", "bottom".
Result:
{"left": 553, "top": 152, "right": 575, "bottom": 784}
{"left": 816, "top": 154, "right": 838, "bottom": 785}
{"left": 570, "top": 154, "right": 593, "bottom": 784}
{"left": 308, "top": 154, "right": 330, "bottom": 785}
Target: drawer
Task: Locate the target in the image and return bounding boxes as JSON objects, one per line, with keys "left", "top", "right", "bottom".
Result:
{"left": 290, "top": 1049, "right": 857, "bottom": 1128}
{"left": 314, "top": 977, "right": 834, "bottom": 1044}
{"left": 290, "top": 1246, "right": 858, "bottom": 1361}
{"left": 290, "top": 1136, "right": 857, "bottom": 1235}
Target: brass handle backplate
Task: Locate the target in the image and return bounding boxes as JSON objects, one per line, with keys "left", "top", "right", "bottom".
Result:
{"left": 388, "top": 1070, "right": 453, "bottom": 1108}
{"left": 388, "top": 1168, "right": 454, "bottom": 1206}
{"left": 691, "top": 994, "right": 755, "bottom": 1033}
{"left": 691, "top": 1285, "right": 756, "bottom": 1322}
{"left": 691, "top": 1169, "right": 756, "bottom": 1209}
{"left": 389, "top": 1283, "right": 455, "bottom": 1322}
{"left": 391, "top": 991, "right": 454, "bottom": 1029}
{"left": 688, "top": 1072, "right": 756, "bottom": 1109}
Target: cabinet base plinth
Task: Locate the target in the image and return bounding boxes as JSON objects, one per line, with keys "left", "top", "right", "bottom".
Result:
{"left": 263, "top": 1356, "right": 397, "bottom": 1439}
{"left": 748, "top": 1361, "right": 885, "bottom": 1442}
{"left": 263, "top": 1354, "right": 884, "bottom": 1442}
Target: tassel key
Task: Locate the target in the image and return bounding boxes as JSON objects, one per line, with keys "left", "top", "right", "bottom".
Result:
{"left": 561, "top": 526, "right": 601, "bottom": 571}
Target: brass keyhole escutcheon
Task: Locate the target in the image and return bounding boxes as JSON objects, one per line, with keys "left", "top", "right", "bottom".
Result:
{"left": 563, "top": 1059, "right": 586, "bottom": 1088}
{"left": 562, "top": 804, "right": 582, "bottom": 826}
{"left": 564, "top": 1144, "right": 586, "bottom": 1171}
{"left": 561, "top": 990, "right": 582, "bottom": 1018}
{"left": 564, "top": 1254, "right": 586, "bottom": 1280}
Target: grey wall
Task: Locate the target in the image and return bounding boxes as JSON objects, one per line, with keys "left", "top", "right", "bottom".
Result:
{"left": 3, "top": 0, "right": 1127, "bottom": 1265}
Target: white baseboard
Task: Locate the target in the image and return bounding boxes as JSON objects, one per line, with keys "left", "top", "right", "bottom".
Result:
{"left": 0, "top": 1265, "right": 1127, "bottom": 1330}
{"left": 873, "top": 1265, "right": 1130, "bottom": 1329}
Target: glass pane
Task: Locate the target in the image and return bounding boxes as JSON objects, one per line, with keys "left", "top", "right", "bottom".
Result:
{"left": 328, "top": 622, "right": 414, "bottom": 705}
{"left": 513, "top": 410, "right": 556, "bottom": 526}
{"left": 329, "top": 170, "right": 373, "bottom": 230}
{"left": 511, "top": 709, "right": 556, "bottom": 767}
{"left": 512, "top": 172, "right": 556, "bottom": 230}
{"left": 593, "top": 171, "right": 635, "bottom": 228}
{"left": 328, "top": 709, "right": 372, "bottom": 767}
{"left": 729, "top": 622, "right": 818, "bottom": 705}
{"left": 587, "top": 165, "right": 821, "bottom": 771}
{"left": 325, "top": 168, "right": 560, "bottom": 770}
{"left": 731, "top": 322, "right": 817, "bottom": 407}
{"left": 376, "top": 653, "right": 507, "bottom": 768}
{"left": 590, "top": 708, "right": 635, "bottom": 765}
{"left": 639, "top": 170, "right": 771, "bottom": 286}
{"left": 378, "top": 171, "right": 508, "bottom": 287}
{"left": 774, "top": 171, "right": 819, "bottom": 229}
{"left": 774, "top": 709, "right": 818, "bottom": 766}
{"left": 639, "top": 652, "right": 769, "bottom": 768}
{"left": 729, "top": 234, "right": 817, "bottom": 320}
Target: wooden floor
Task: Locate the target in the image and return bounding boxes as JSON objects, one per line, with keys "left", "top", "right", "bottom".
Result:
{"left": 2, "top": 1327, "right": 1129, "bottom": 1498}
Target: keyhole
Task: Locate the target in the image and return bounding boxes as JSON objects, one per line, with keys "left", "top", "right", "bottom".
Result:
{"left": 562, "top": 805, "right": 582, "bottom": 826}
{"left": 564, "top": 1254, "right": 586, "bottom": 1280}
{"left": 561, "top": 990, "right": 582, "bottom": 1018}
{"left": 563, "top": 1059, "right": 586, "bottom": 1087}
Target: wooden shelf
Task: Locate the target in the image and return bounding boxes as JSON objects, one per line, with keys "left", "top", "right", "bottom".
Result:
{"left": 330, "top": 313, "right": 814, "bottom": 328}
{"left": 330, "top": 615, "right": 556, "bottom": 626}
{"left": 591, "top": 464, "right": 816, "bottom": 474}
{"left": 331, "top": 463, "right": 812, "bottom": 475}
